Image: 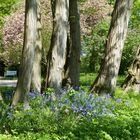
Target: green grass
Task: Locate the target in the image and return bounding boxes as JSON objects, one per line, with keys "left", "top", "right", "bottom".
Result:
{"left": 0, "top": 73, "right": 126, "bottom": 94}
{"left": 0, "top": 77, "right": 17, "bottom": 80}
{"left": 80, "top": 73, "right": 96, "bottom": 86}
{"left": 0, "top": 87, "right": 15, "bottom": 93}
{"left": 80, "top": 73, "right": 126, "bottom": 87}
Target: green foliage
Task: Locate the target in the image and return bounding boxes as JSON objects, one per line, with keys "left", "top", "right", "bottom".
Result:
{"left": 0, "top": 0, "right": 18, "bottom": 26}
{"left": 82, "top": 7, "right": 97, "bottom": 15}
{"left": 107, "top": 0, "right": 115, "bottom": 5}
{"left": 81, "top": 20, "right": 109, "bottom": 73}
{"left": 130, "top": 0, "right": 140, "bottom": 29}
{"left": 120, "top": 29, "right": 140, "bottom": 74}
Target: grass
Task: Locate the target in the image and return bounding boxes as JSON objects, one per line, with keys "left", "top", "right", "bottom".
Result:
{"left": 0, "top": 87, "right": 15, "bottom": 93}
{"left": 80, "top": 73, "right": 126, "bottom": 87}
{"left": 0, "top": 76, "right": 17, "bottom": 80}
{"left": 0, "top": 73, "right": 126, "bottom": 94}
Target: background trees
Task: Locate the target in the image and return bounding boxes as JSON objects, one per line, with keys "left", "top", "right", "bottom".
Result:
{"left": 0, "top": 0, "right": 140, "bottom": 96}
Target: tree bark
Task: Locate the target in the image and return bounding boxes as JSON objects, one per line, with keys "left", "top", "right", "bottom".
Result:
{"left": 68, "top": 0, "right": 81, "bottom": 89}
{"left": 90, "top": 0, "right": 133, "bottom": 96}
{"left": 12, "top": 0, "right": 37, "bottom": 106}
{"left": 122, "top": 45, "right": 140, "bottom": 92}
{"left": 31, "top": 0, "right": 42, "bottom": 93}
{"left": 45, "top": 0, "right": 69, "bottom": 92}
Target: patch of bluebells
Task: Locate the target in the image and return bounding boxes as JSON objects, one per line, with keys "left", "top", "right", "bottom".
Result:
{"left": 1, "top": 88, "right": 132, "bottom": 130}
{"left": 27, "top": 88, "right": 120, "bottom": 119}
{"left": 54, "top": 90, "right": 116, "bottom": 118}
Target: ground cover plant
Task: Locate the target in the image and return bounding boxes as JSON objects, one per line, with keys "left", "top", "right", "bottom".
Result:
{"left": 0, "top": 74, "right": 140, "bottom": 140}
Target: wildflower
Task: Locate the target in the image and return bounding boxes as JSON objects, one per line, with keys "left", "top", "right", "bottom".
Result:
{"left": 23, "top": 104, "right": 30, "bottom": 109}
{"left": 64, "top": 109, "right": 69, "bottom": 113}
{"left": 51, "top": 105, "right": 56, "bottom": 112}
{"left": 116, "top": 98, "right": 122, "bottom": 103}
{"left": 125, "top": 101, "right": 129, "bottom": 106}
{"left": 7, "top": 112, "right": 13, "bottom": 119}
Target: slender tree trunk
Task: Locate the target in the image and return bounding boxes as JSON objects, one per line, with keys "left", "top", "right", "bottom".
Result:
{"left": 122, "top": 45, "right": 140, "bottom": 92}
{"left": 45, "top": 0, "right": 69, "bottom": 92}
{"left": 90, "top": 0, "right": 133, "bottom": 95}
{"left": 62, "top": 0, "right": 81, "bottom": 90}
{"left": 31, "top": 0, "right": 42, "bottom": 93}
{"left": 12, "top": 0, "right": 37, "bottom": 106}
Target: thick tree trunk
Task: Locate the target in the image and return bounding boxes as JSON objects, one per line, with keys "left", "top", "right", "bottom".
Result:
{"left": 122, "top": 45, "right": 140, "bottom": 92}
{"left": 67, "top": 0, "right": 81, "bottom": 89}
{"left": 31, "top": 0, "right": 42, "bottom": 93}
{"left": 45, "top": 0, "right": 69, "bottom": 92}
{"left": 12, "top": 0, "right": 37, "bottom": 106}
{"left": 62, "top": 0, "right": 81, "bottom": 90}
{"left": 90, "top": 0, "right": 133, "bottom": 95}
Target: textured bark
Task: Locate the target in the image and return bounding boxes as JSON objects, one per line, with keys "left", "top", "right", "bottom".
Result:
{"left": 122, "top": 45, "right": 140, "bottom": 92}
{"left": 31, "top": 0, "right": 42, "bottom": 93}
{"left": 63, "top": 0, "right": 81, "bottom": 89}
{"left": 68, "top": 0, "right": 81, "bottom": 89}
{"left": 45, "top": 0, "right": 69, "bottom": 91}
{"left": 12, "top": 0, "right": 37, "bottom": 106}
{"left": 90, "top": 0, "right": 133, "bottom": 95}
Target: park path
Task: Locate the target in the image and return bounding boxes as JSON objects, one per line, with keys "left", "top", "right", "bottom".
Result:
{"left": 0, "top": 77, "right": 17, "bottom": 87}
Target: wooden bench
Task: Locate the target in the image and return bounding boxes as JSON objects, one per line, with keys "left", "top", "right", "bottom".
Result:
{"left": 4, "top": 71, "right": 17, "bottom": 77}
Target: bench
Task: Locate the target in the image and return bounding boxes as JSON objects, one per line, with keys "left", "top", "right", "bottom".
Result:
{"left": 4, "top": 71, "right": 17, "bottom": 77}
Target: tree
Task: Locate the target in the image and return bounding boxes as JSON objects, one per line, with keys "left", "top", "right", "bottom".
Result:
{"left": 90, "top": 0, "right": 134, "bottom": 95}
{"left": 12, "top": 0, "right": 38, "bottom": 106}
{"left": 121, "top": 45, "right": 140, "bottom": 92}
{"left": 31, "top": 0, "right": 42, "bottom": 93}
{"left": 62, "top": 0, "right": 81, "bottom": 89}
{"left": 45, "top": 0, "right": 69, "bottom": 92}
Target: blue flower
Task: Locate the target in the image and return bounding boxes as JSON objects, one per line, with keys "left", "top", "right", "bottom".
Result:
{"left": 116, "top": 98, "right": 122, "bottom": 103}
{"left": 23, "top": 104, "right": 30, "bottom": 109}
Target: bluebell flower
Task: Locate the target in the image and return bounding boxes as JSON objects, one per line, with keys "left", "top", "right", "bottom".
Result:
{"left": 79, "top": 106, "right": 83, "bottom": 111}
{"left": 23, "top": 104, "right": 30, "bottom": 109}
{"left": 7, "top": 112, "right": 13, "bottom": 119}
{"left": 51, "top": 105, "right": 56, "bottom": 112}
{"left": 63, "top": 99, "right": 69, "bottom": 104}
{"left": 111, "top": 106, "right": 115, "bottom": 111}
{"left": 82, "top": 111, "right": 87, "bottom": 116}
{"left": 74, "top": 86, "right": 80, "bottom": 91}
{"left": 59, "top": 103, "right": 63, "bottom": 108}
{"left": 116, "top": 98, "right": 122, "bottom": 103}
{"left": 125, "top": 101, "right": 129, "bottom": 106}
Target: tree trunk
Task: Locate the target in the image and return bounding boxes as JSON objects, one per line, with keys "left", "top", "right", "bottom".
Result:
{"left": 31, "top": 0, "right": 42, "bottom": 93}
{"left": 90, "top": 0, "right": 133, "bottom": 96}
{"left": 62, "top": 0, "right": 81, "bottom": 90}
{"left": 122, "top": 45, "right": 140, "bottom": 92}
{"left": 45, "top": 0, "right": 69, "bottom": 92}
{"left": 12, "top": 0, "right": 37, "bottom": 106}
